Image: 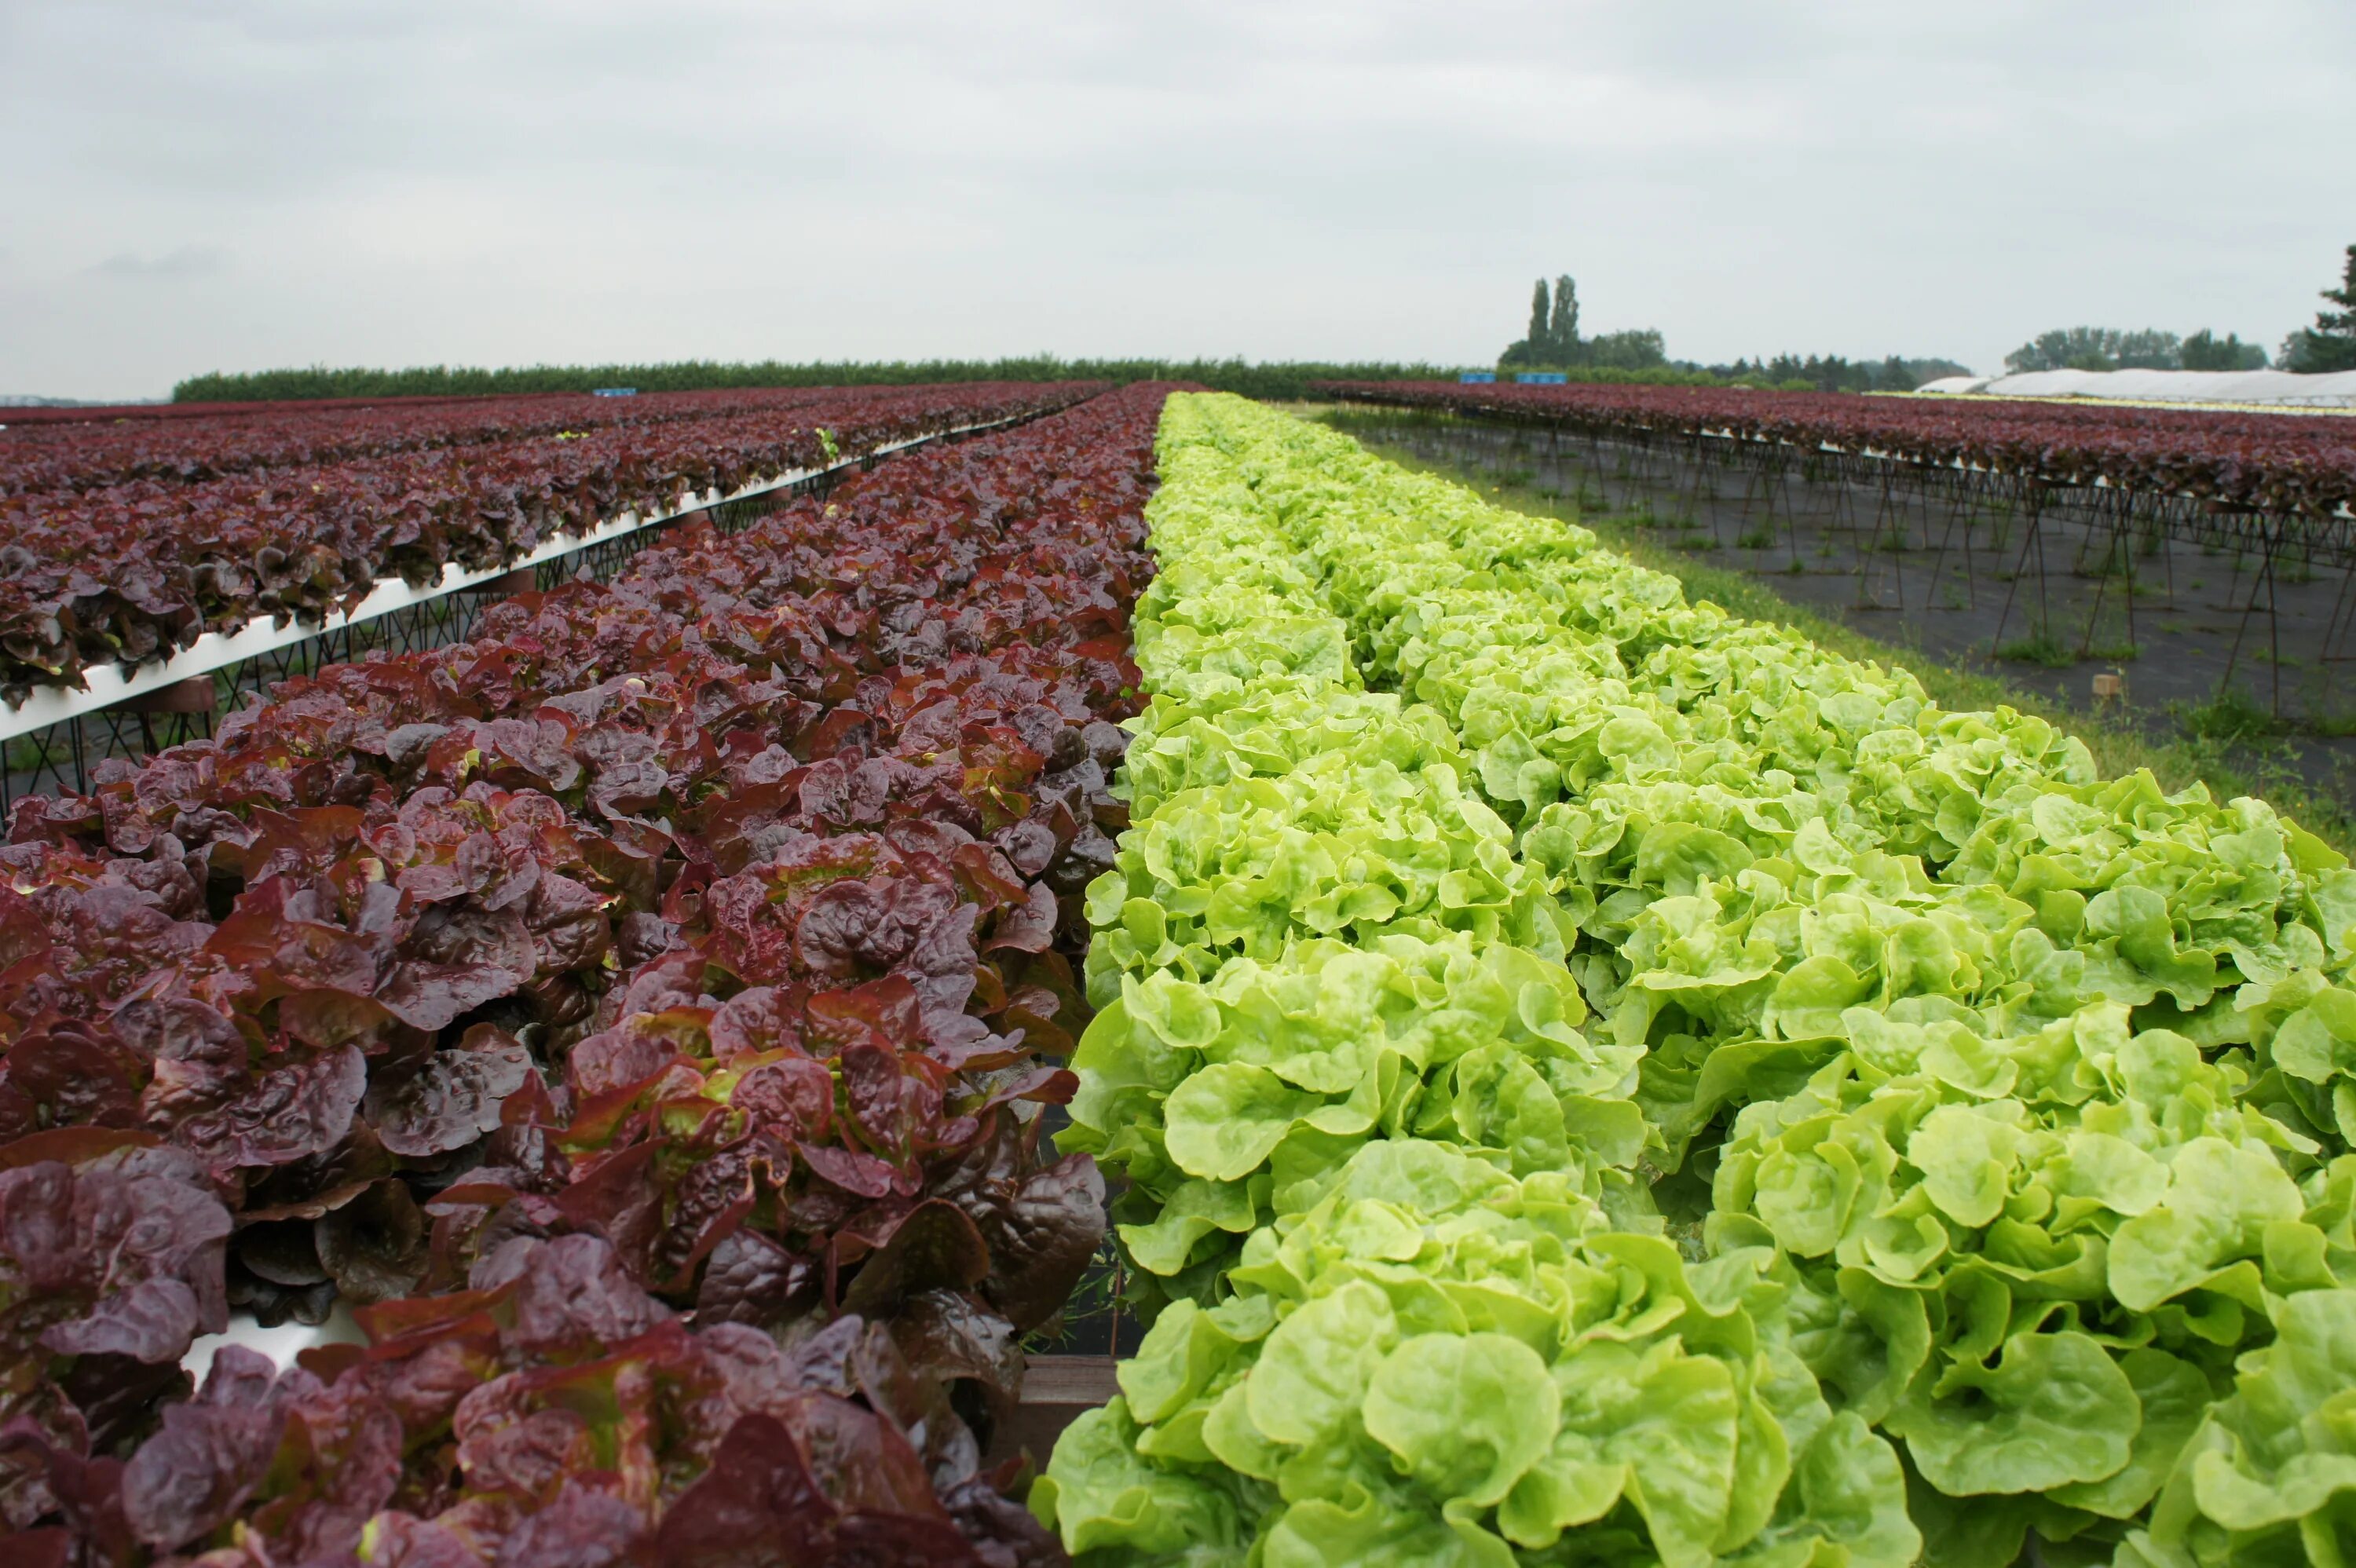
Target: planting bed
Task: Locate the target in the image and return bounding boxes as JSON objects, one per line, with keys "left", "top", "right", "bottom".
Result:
{"left": 0, "top": 382, "right": 1092, "bottom": 698}
{"left": 0, "top": 385, "right": 1173, "bottom": 1565}
{"left": 0, "top": 386, "right": 873, "bottom": 497}
{"left": 1321, "top": 379, "right": 2356, "bottom": 519}
{"left": 1320, "top": 382, "right": 2356, "bottom": 801}
{"left": 1038, "top": 397, "right": 2356, "bottom": 1568}
{"left": 1349, "top": 411, "right": 2356, "bottom": 799}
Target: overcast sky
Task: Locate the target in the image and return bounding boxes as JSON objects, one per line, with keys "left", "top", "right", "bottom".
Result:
{"left": 3, "top": 0, "right": 2351, "bottom": 399}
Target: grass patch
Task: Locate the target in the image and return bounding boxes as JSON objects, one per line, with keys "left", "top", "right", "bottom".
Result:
{"left": 1325, "top": 416, "right": 2356, "bottom": 853}
{"left": 2177, "top": 689, "right": 2285, "bottom": 744}
{"left": 1994, "top": 632, "right": 2078, "bottom": 669}
{"left": 2176, "top": 689, "right": 2356, "bottom": 743}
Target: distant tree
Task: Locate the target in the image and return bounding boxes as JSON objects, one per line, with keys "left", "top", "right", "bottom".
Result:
{"left": 1497, "top": 274, "right": 1666, "bottom": 371}
{"left": 1583, "top": 329, "right": 1668, "bottom": 371}
{"left": 2007, "top": 327, "right": 2181, "bottom": 374}
{"left": 1499, "top": 278, "right": 1552, "bottom": 367}
{"left": 1548, "top": 275, "right": 1580, "bottom": 360}
{"left": 2007, "top": 328, "right": 2097, "bottom": 374}
{"left": 1716, "top": 354, "right": 1970, "bottom": 390}
{"left": 2180, "top": 330, "right": 2270, "bottom": 371}
{"left": 2114, "top": 329, "right": 2182, "bottom": 369}
{"left": 2283, "top": 244, "right": 2356, "bottom": 372}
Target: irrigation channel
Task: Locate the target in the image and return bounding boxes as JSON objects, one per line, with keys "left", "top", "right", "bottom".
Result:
{"left": 0, "top": 410, "right": 1047, "bottom": 809}
{"left": 1333, "top": 407, "right": 2356, "bottom": 805}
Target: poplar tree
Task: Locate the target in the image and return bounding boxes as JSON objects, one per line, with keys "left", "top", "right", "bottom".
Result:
{"left": 1548, "top": 275, "right": 1579, "bottom": 361}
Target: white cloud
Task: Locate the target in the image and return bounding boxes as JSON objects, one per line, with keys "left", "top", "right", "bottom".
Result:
{"left": 86, "top": 245, "right": 227, "bottom": 279}
{"left": 2, "top": 0, "right": 2352, "bottom": 397}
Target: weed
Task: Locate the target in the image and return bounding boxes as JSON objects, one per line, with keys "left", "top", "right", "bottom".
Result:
{"left": 1995, "top": 632, "right": 2078, "bottom": 668}
{"left": 2176, "top": 688, "right": 2282, "bottom": 744}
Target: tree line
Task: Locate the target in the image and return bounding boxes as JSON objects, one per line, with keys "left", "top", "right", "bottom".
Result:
{"left": 1498, "top": 276, "right": 1674, "bottom": 372}
{"left": 173, "top": 245, "right": 2356, "bottom": 408}
{"left": 172, "top": 357, "right": 1466, "bottom": 405}
{"left": 1497, "top": 275, "right": 1966, "bottom": 391}
{"left": 2006, "top": 327, "right": 2270, "bottom": 375}
{"left": 2004, "top": 243, "right": 2356, "bottom": 375}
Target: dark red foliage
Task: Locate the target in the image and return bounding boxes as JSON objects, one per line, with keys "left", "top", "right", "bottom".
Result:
{"left": 6, "top": 1234, "right": 1062, "bottom": 1567}
{"left": 0, "top": 382, "right": 1179, "bottom": 1563}
{"left": 0, "top": 386, "right": 857, "bottom": 497}
{"left": 0, "top": 382, "right": 1094, "bottom": 696}
{"left": 1319, "top": 378, "right": 2356, "bottom": 517}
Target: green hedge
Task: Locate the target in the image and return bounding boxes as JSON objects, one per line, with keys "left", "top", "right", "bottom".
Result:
{"left": 170, "top": 357, "right": 1787, "bottom": 406}
{"left": 169, "top": 357, "right": 1479, "bottom": 405}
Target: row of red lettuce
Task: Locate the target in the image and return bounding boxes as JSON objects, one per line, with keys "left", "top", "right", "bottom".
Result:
{"left": 1, "top": 386, "right": 885, "bottom": 497}
{"left": 0, "top": 383, "right": 1178, "bottom": 1567}
{"left": 0, "top": 382, "right": 1099, "bottom": 698}
{"left": 1319, "top": 378, "right": 2356, "bottom": 517}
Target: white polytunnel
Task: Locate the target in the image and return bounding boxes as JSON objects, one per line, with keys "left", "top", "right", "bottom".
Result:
{"left": 1915, "top": 368, "right": 2356, "bottom": 407}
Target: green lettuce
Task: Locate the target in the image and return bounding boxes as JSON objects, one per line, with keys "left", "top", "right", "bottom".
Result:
{"left": 1037, "top": 1140, "right": 1919, "bottom": 1568}
{"left": 1050, "top": 391, "right": 2356, "bottom": 1562}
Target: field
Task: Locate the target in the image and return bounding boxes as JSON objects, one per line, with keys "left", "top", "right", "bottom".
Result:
{"left": 1322, "top": 383, "right": 2356, "bottom": 810}
{"left": 4, "top": 383, "right": 2355, "bottom": 1567}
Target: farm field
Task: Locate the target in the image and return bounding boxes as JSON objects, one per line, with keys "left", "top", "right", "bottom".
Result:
{"left": 1321, "top": 379, "right": 2356, "bottom": 515}
{"left": 0, "top": 382, "right": 1090, "bottom": 697}
{"left": 1338, "top": 411, "right": 2356, "bottom": 832}
{"left": 1318, "top": 381, "right": 2356, "bottom": 836}
{"left": 0, "top": 385, "right": 1168, "bottom": 1563}
{"left": 0, "top": 383, "right": 1099, "bottom": 813}
{"left": 1319, "top": 384, "right": 2356, "bottom": 756}
{"left": 5, "top": 385, "right": 2355, "bottom": 1567}
{"left": 1037, "top": 396, "right": 2356, "bottom": 1568}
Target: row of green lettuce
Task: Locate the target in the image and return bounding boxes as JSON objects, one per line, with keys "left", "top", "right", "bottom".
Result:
{"left": 1031, "top": 393, "right": 2356, "bottom": 1568}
